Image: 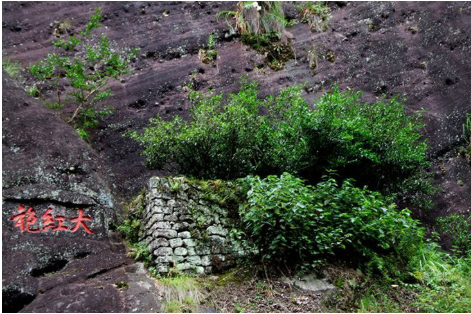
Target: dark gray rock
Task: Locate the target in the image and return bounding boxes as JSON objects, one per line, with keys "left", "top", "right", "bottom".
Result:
{"left": 1, "top": 73, "right": 129, "bottom": 312}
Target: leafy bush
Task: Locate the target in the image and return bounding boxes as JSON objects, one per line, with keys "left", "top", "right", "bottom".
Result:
{"left": 308, "top": 86, "right": 429, "bottom": 190}
{"left": 436, "top": 213, "right": 471, "bottom": 257}
{"left": 131, "top": 78, "right": 318, "bottom": 179}
{"left": 132, "top": 78, "right": 428, "bottom": 195}
{"left": 29, "top": 7, "right": 138, "bottom": 140}
{"left": 237, "top": 173, "right": 424, "bottom": 267}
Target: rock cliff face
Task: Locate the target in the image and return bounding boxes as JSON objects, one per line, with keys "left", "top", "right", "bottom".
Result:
{"left": 2, "top": 74, "right": 161, "bottom": 313}
{"left": 2, "top": 1, "right": 471, "bottom": 312}
{"left": 3, "top": 1, "right": 470, "bottom": 198}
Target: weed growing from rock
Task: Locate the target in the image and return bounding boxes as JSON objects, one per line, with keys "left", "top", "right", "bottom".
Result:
{"left": 2, "top": 58, "right": 22, "bottom": 78}
{"left": 216, "top": 2, "right": 293, "bottom": 70}
{"left": 296, "top": 1, "right": 332, "bottom": 32}
{"left": 29, "top": 7, "right": 138, "bottom": 141}
{"left": 198, "top": 34, "right": 218, "bottom": 64}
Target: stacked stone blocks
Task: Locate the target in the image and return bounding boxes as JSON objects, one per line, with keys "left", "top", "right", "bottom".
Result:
{"left": 140, "top": 177, "right": 242, "bottom": 274}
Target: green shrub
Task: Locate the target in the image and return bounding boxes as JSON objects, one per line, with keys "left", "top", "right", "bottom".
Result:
{"left": 29, "top": 7, "right": 137, "bottom": 141}
{"left": 237, "top": 173, "right": 424, "bottom": 267}
{"left": 308, "top": 86, "right": 429, "bottom": 190}
{"left": 130, "top": 77, "right": 306, "bottom": 179}
{"left": 436, "top": 213, "right": 471, "bottom": 257}
{"left": 132, "top": 78, "right": 428, "bottom": 195}
{"left": 27, "top": 85, "right": 40, "bottom": 97}
{"left": 131, "top": 78, "right": 319, "bottom": 179}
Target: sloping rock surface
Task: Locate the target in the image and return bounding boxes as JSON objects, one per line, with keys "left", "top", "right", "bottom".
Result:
{"left": 2, "top": 74, "right": 160, "bottom": 312}
{"left": 3, "top": 1, "right": 470, "bottom": 199}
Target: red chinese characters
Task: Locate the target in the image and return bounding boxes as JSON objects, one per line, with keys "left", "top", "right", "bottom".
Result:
{"left": 10, "top": 205, "right": 40, "bottom": 233}
{"left": 10, "top": 205, "right": 94, "bottom": 234}
{"left": 70, "top": 209, "right": 94, "bottom": 234}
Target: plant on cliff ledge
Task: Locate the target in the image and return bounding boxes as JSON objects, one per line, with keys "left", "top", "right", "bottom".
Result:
{"left": 29, "top": 7, "right": 138, "bottom": 141}
{"left": 216, "top": 2, "right": 286, "bottom": 38}
{"left": 2, "top": 58, "right": 22, "bottom": 78}
{"left": 296, "top": 1, "right": 332, "bottom": 32}
{"left": 130, "top": 76, "right": 312, "bottom": 180}
{"left": 216, "top": 2, "right": 293, "bottom": 70}
{"left": 131, "top": 77, "right": 428, "bottom": 195}
{"left": 463, "top": 113, "right": 471, "bottom": 144}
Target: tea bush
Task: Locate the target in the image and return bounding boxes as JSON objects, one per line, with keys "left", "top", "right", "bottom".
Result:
{"left": 132, "top": 78, "right": 428, "bottom": 194}
{"left": 237, "top": 173, "right": 424, "bottom": 267}
{"left": 436, "top": 213, "right": 471, "bottom": 257}
{"left": 130, "top": 77, "right": 312, "bottom": 179}
{"left": 308, "top": 86, "right": 429, "bottom": 190}
{"left": 29, "top": 8, "right": 138, "bottom": 141}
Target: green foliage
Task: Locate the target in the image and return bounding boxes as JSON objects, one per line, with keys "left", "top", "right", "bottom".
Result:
{"left": 358, "top": 293, "right": 401, "bottom": 313}
{"left": 198, "top": 34, "right": 218, "bottom": 64}
{"left": 158, "top": 275, "right": 203, "bottom": 313}
{"left": 240, "top": 31, "right": 295, "bottom": 70}
{"left": 130, "top": 77, "right": 268, "bottom": 179}
{"left": 234, "top": 1, "right": 286, "bottom": 37}
{"left": 29, "top": 7, "right": 137, "bottom": 141}
{"left": 115, "top": 281, "right": 130, "bottom": 289}
{"left": 27, "top": 85, "right": 40, "bottom": 97}
{"left": 394, "top": 170, "right": 436, "bottom": 211}
{"left": 132, "top": 78, "right": 428, "bottom": 195}
{"left": 436, "top": 213, "right": 471, "bottom": 257}
{"left": 207, "top": 34, "right": 216, "bottom": 50}
{"left": 76, "top": 106, "right": 114, "bottom": 141}
{"left": 325, "top": 241, "right": 471, "bottom": 312}
{"left": 215, "top": 10, "right": 237, "bottom": 32}
{"left": 309, "top": 86, "right": 429, "bottom": 190}
{"left": 409, "top": 242, "right": 471, "bottom": 312}
{"left": 117, "top": 217, "right": 141, "bottom": 244}
{"left": 76, "top": 128, "right": 90, "bottom": 142}
{"left": 464, "top": 113, "right": 471, "bottom": 143}
{"left": 296, "top": 1, "right": 332, "bottom": 32}
{"left": 117, "top": 191, "right": 150, "bottom": 265}
{"left": 237, "top": 173, "right": 424, "bottom": 268}
{"left": 217, "top": 2, "right": 292, "bottom": 69}
{"left": 2, "top": 58, "right": 22, "bottom": 78}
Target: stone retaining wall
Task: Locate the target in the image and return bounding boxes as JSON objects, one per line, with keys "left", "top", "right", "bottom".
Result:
{"left": 139, "top": 177, "right": 243, "bottom": 274}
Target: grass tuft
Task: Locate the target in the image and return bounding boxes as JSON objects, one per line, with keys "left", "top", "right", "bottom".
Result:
{"left": 2, "top": 58, "right": 22, "bottom": 78}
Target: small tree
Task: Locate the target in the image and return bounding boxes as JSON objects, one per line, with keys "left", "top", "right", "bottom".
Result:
{"left": 29, "top": 7, "right": 138, "bottom": 140}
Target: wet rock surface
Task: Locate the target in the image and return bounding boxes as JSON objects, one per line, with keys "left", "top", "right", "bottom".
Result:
{"left": 281, "top": 274, "right": 336, "bottom": 293}
{"left": 20, "top": 262, "right": 162, "bottom": 313}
